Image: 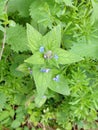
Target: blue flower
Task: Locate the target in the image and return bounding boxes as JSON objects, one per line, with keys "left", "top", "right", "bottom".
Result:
{"left": 54, "top": 54, "right": 58, "bottom": 60}
{"left": 42, "top": 95, "right": 46, "bottom": 99}
{"left": 40, "top": 68, "right": 50, "bottom": 73}
{"left": 53, "top": 75, "right": 59, "bottom": 82}
{"left": 39, "top": 46, "right": 44, "bottom": 53}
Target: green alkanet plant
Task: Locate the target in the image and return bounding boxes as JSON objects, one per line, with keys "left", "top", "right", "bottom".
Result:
{"left": 24, "top": 24, "right": 83, "bottom": 106}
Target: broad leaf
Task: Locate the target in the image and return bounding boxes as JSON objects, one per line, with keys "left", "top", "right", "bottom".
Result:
{"left": 0, "top": 0, "right": 5, "bottom": 20}
{"left": 49, "top": 74, "right": 70, "bottom": 95}
{"left": 70, "top": 39, "right": 98, "bottom": 60}
{"left": 27, "top": 24, "right": 42, "bottom": 53}
{"left": 42, "top": 25, "right": 61, "bottom": 49}
{"left": 17, "top": 63, "right": 30, "bottom": 74}
{"left": 30, "top": 0, "right": 53, "bottom": 28}
{"left": 0, "top": 111, "right": 9, "bottom": 122}
{"left": 11, "top": 120, "right": 21, "bottom": 129}
{"left": 25, "top": 52, "right": 44, "bottom": 65}
{"left": 33, "top": 66, "right": 52, "bottom": 96}
{"left": 91, "top": 0, "right": 98, "bottom": 22}
{"left": 53, "top": 48, "right": 83, "bottom": 64}
{"left": 8, "top": 0, "right": 33, "bottom": 17}
{"left": 0, "top": 92, "right": 6, "bottom": 110}
{"left": 35, "top": 94, "right": 47, "bottom": 108}
{"left": 6, "top": 24, "right": 29, "bottom": 52}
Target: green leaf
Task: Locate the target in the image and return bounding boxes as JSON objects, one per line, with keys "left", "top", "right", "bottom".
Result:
{"left": 0, "top": 92, "right": 6, "bottom": 110}
{"left": 30, "top": 0, "right": 53, "bottom": 28}
{"left": 91, "top": 0, "right": 98, "bottom": 22}
{"left": 27, "top": 24, "right": 42, "bottom": 53}
{"left": 8, "top": 0, "right": 33, "bottom": 17}
{"left": 11, "top": 120, "right": 21, "bottom": 129}
{"left": 63, "top": 0, "right": 73, "bottom": 6}
{"left": 55, "top": 0, "right": 73, "bottom": 7}
{"left": 70, "top": 40, "right": 98, "bottom": 60}
{"left": 17, "top": 63, "right": 29, "bottom": 74}
{"left": 6, "top": 24, "right": 29, "bottom": 52}
{"left": 35, "top": 94, "right": 47, "bottom": 108}
{"left": 0, "top": 111, "right": 9, "bottom": 122}
{"left": 33, "top": 66, "right": 52, "bottom": 96}
{"left": 54, "top": 48, "right": 83, "bottom": 64}
{"left": 0, "top": 0, "right": 5, "bottom": 20}
{"left": 25, "top": 53, "right": 44, "bottom": 65}
{"left": 49, "top": 74, "right": 70, "bottom": 95}
{"left": 42, "top": 25, "right": 61, "bottom": 49}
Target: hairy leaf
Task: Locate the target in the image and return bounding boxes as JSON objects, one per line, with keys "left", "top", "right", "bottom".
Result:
{"left": 49, "top": 74, "right": 70, "bottom": 95}
{"left": 54, "top": 48, "right": 83, "bottom": 64}
{"left": 42, "top": 25, "right": 61, "bottom": 49}
{"left": 0, "top": 0, "right": 5, "bottom": 20}
{"left": 35, "top": 94, "right": 47, "bottom": 108}
{"left": 70, "top": 39, "right": 98, "bottom": 59}
{"left": 6, "top": 24, "right": 29, "bottom": 52}
{"left": 33, "top": 66, "right": 52, "bottom": 96}
{"left": 91, "top": 0, "right": 98, "bottom": 22}
{"left": 8, "top": 0, "right": 32, "bottom": 17}
{"left": 30, "top": 0, "right": 53, "bottom": 28}
{"left": 25, "top": 53, "right": 44, "bottom": 65}
{"left": 27, "top": 24, "right": 42, "bottom": 53}
{"left": 0, "top": 92, "right": 6, "bottom": 110}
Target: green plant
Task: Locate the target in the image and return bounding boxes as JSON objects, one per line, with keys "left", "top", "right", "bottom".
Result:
{"left": 0, "top": 0, "right": 98, "bottom": 129}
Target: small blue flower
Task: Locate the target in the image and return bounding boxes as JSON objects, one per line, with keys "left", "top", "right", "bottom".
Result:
{"left": 42, "top": 95, "right": 46, "bottom": 99}
{"left": 39, "top": 46, "right": 44, "bottom": 53}
{"left": 40, "top": 68, "right": 50, "bottom": 73}
{"left": 30, "top": 70, "right": 32, "bottom": 74}
{"left": 54, "top": 54, "right": 58, "bottom": 60}
{"left": 53, "top": 75, "right": 59, "bottom": 82}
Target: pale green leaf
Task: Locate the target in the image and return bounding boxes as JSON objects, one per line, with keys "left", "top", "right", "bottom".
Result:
{"left": 11, "top": 120, "right": 21, "bottom": 128}
{"left": 17, "top": 63, "right": 31, "bottom": 75}
{"left": 8, "top": 0, "right": 32, "bottom": 17}
{"left": 0, "top": 111, "right": 9, "bottom": 122}
{"left": 0, "top": 1, "right": 5, "bottom": 20}
{"left": 0, "top": 25, "right": 4, "bottom": 32}
{"left": 30, "top": 0, "right": 53, "bottom": 28}
{"left": 6, "top": 24, "right": 29, "bottom": 52}
{"left": 0, "top": 92, "right": 6, "bottom": 110}
{"left": 63, "top": 0, "right": 73, "bottom": 6}
{"left": 54, "top": 48, "right": 83, "bottom": 64}
{"left": 42, "top": 25, "right": 61, "bottom": 49}
{"left": 49, "top": 74, "right": 70, "bottom": 95}
{"left": 27, "top": 24, "right": 42, "bottom": 53}
{"left": 25, "top": 53, "right": 44, "bottom": 65}
{"left": 55, "top": 0, "right": 73, "bottom": 7}
{"left": 70, "top": 40, "right": 98, "bottom": 59}
{"left": 33, "top": 66, "right": 52, "bottom": 96}
{"left": 91, "top": 0, "right": 98, "bottom": 22}
{"left": 35, "top": 94, "right": 47, "bottom": 108}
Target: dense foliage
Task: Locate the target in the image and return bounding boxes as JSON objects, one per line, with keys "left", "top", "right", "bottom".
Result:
{"left": 0, "top": 0, "right": 98, "bottom": 130}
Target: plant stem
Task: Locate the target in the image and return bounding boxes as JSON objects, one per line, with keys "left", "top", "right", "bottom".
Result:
{"left": 0, "top": 0, "right": 9, "bottom": 60}
{"left": 0, "top": 26, "right": 6, "bottom": 60}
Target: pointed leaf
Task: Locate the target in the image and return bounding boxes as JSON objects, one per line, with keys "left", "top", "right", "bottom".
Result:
{"left": 35, "top": 94, "right": 47, "bottom": 108}
{"left": 70, "top": 40, "right": 98, "bottom": 60}
{"left": 33, "top": 66, "right": 52, "bottom": 96}
{"left": 11, "top": 120, "right": 21, "bottom": 128}
{"left": 42, "top": 25, "right": 61, "bottom": 49}
{"left": 91, "top": 0, "right": 98, "bottom": 22}
{"left": 49, "top": 74, "right": 70, "bottom": 95}
{"left": 27, "top": 24, "right": 42, "bottom": 53}
{"left": 25, "top": 53, "right": 44, "bottom": 65}
{"left": 54, "top": 48, "right": 83, "bottom": 64}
